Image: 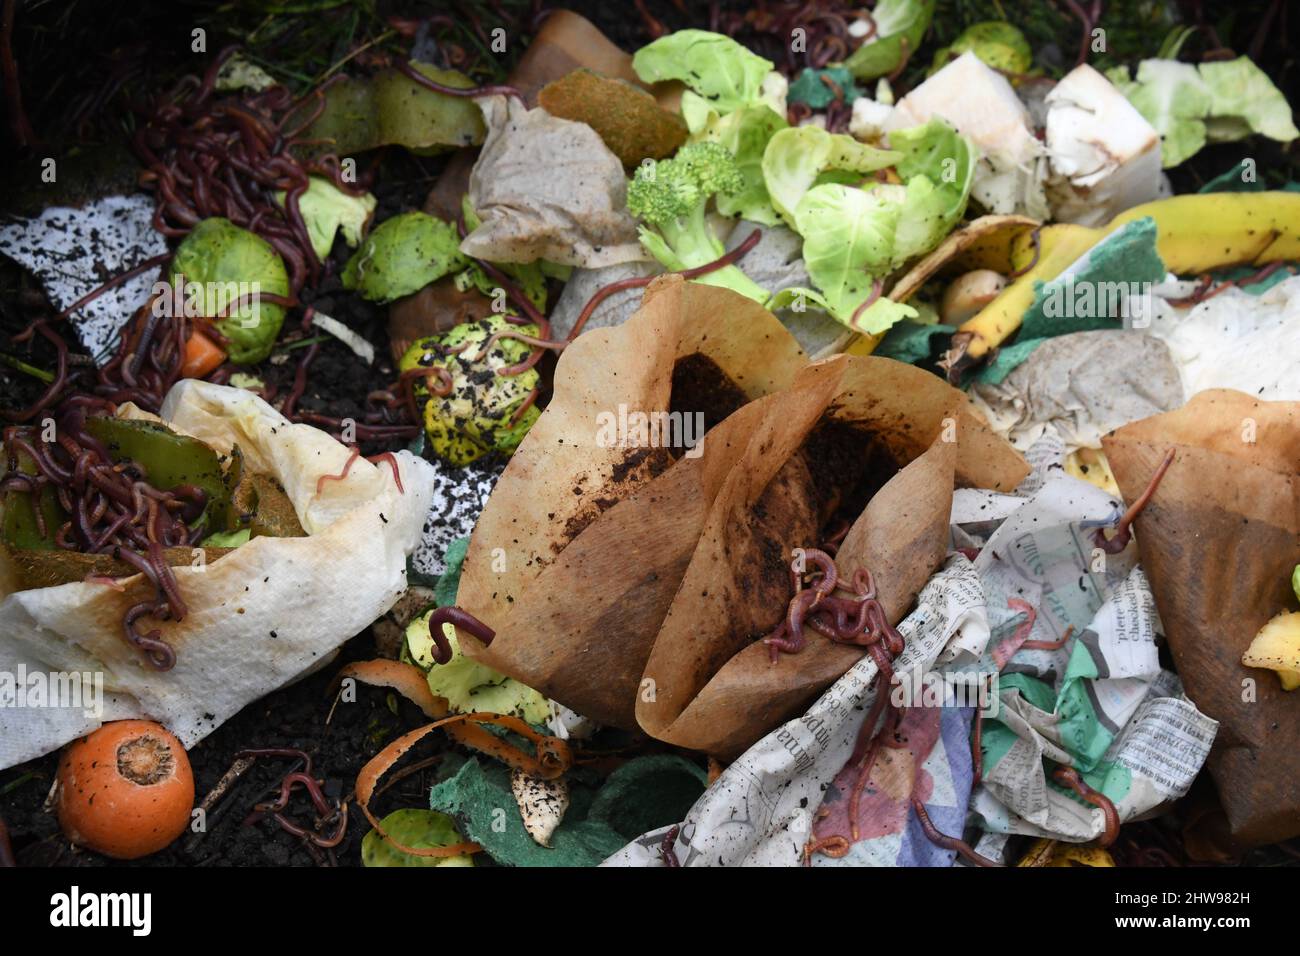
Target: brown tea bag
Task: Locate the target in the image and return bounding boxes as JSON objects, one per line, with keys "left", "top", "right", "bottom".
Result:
{"left": 1103, "top": 389, "right": 1300, "bottom": 845}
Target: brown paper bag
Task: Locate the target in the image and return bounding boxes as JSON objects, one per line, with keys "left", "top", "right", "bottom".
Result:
{"left": 1103, "top": 389, "right": 1300, "bottom": 845}
{"left": 456, "top": 277, "right": 809, "bottom": 723}
{"left": 636, "top": 354, "right": 1028, "bottom": 757}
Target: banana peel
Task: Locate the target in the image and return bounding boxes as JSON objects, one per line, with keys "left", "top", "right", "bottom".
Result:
{"left": 943, "top": 192, "right": 1300, "bottom": 376}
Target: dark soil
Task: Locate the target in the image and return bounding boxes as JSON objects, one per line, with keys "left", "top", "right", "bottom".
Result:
{"left": 669, "top": 352, "right": 751, "bottom": 435}
{"left": 801, "top": 418, "right": 901, "bottom": 528}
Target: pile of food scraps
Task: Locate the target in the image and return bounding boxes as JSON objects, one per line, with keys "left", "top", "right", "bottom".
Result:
{"left": 1, "top": 0, "right": 1298, "bottom": 872}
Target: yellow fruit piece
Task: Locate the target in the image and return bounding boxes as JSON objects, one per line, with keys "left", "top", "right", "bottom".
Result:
{"left": 1064, "top": 447, "right": 1120, "bottom": 497}
{"left": 1048, "top": 843, "right": 1115, "bottom": 867}
{"left": 1016, "top": 837, "right": 1115, "bottom": 867}
{"left": 1242, "top": 610, "right": 1300, "bottom": 691}
{"left": 840, "top": 215, "right": 1038, "bottom": 357}
{"left": 958, "top": 192, "right": 1300, "bottom": 359}
{"left": 846, "top": 331, "right": 885, "bottom": 356}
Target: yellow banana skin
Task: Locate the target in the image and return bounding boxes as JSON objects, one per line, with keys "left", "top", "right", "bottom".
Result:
{"left": 956, "top": 192, "right": 1300, "bottom": 361}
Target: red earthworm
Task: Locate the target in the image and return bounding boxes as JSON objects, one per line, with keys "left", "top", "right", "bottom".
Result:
{"left": 4, "top": 321, "right": 69, "bottom": 423}
{"left": 238, "top": 749, "right": 348, "bottom": 850}
{"left": 1093, "top": 447, "right": 1175, "bottom": 554}
{"left": 394, "top": 58, "right": 523, "bottom": 100}
{"left": 1061, "top": 0, "right": 1102, "bottom": 69}
{"left": 1168, "top": 261, "right": 1293, "bottom": 306}
{"left": 269, "top": 809, "right": 348, "bottom": 849}
{"left": 885, "top": 35, "right": 914, "bottom": 85}
{"left": 660, "top": 824, "right": 681, "bottom": 867}
{"left": 315, "top": 447, "right": 361, "bottom": 497}
{"left": 258, "top": 771, "right": 333, "bottom": 818}
{"left": 54, "top": 254, "right": 173, "bottom": 324}
{"left": 802, "top": 835, "right": 850, "bottom": 865}
{"left": 910, "top": 797, "right": 1002, "bottom": 866}
{"left": 1053, "top": 766, "right": 1120, "bottom": 846}
{"left": 848, "top": 278, "right": 884, "bottom": 333}
{"left": 1022, "top": 624, "right": 1075, "bottom": 652}
{"left": 568, "top": 229, "right": 764, "bottom": 344}
{"left": 509, "top": 386, "right": 542, "bottom": 426}
{"left": 424, "top": 606, "right": 496, "bottom": 665}
{"left": 468, "top": 230, "right": 764, "bottom": 379}
{"left": 123, "top": 600, "right": 178, "bottom": 671}
{"left": 366, "top": 451, "right": 405, "bottom": 495}
{"left": 632, "top": 0, "right": 668, "bottom": 38}
{"left": 848, "top": 703, "right": 904, "bottom": 841}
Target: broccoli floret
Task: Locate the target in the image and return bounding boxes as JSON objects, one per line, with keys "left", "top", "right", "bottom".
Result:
{"left": 626, "top": 142, "right": 767, "bottom": 303}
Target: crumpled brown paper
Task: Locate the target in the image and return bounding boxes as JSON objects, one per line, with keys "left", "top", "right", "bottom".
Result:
{"left": 458, "top": 279, "right": 1027, "bottom": 750}
{"left": 460, "top": 94, "right": 645, "bottom": 268}
{"left": 636, "top": 354, "right": 1027, "bottom": 757}
{"left": 1103, "top": 389, "right": 1300, "bottom": 845}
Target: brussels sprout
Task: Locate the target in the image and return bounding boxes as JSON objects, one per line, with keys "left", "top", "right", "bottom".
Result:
{"left": 342, "top": 211, "right": 466, "bottom": 303}
{"left": 275, "top": 176, "right": 376, "bottom": 260}
{"left": 930, "top": 21, "right": 1033, "bottom": 77}
{"left": 399, "top": 314, "right": 542, "bottom": 466}
{"left": 169, "top": 218, "right": 291, "bottom": 365}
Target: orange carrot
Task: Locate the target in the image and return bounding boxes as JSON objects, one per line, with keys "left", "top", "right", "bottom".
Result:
{"left": 180, "top": 330, "right": 226, "bottom": 379}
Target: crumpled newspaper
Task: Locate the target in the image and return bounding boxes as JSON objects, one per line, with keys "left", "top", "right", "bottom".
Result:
{"left": 0, "top": 381, "right": 435, "bottom": 770}
{"left": 547, "top": 260, "right": 661, "bottom": 338}
{"left": 957, "top": 466, "right": 1217, "bottom": 844}
{"left": 409, "top": 457, "right": 503, "bottom": 579}
{"left": 603, "top": 555, "right": 988, "bottom": 867}
{"left": 970, "top": 276, "right": 1300, "bottom": 457}
{"left": 722, "top": 219, "right": 845, "bottom": 357}
{"left": 605, "top": 453, "right": 1217, "bottom": 866}
{"left": 0, "top": 194, "right": 165, "bottom": 362}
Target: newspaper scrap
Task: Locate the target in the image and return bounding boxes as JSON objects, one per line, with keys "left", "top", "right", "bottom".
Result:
{"left": 0, "top": 194, "right": 166, "bottom": 363}
{"left": 604, "top": 464, "right": 1218, "bottom": 866}
{"left": 962, "top": 471, "right": 1217, "bottom": 843}
{"left": 968, "top": 330, "right": 1184, "bottom": 454}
